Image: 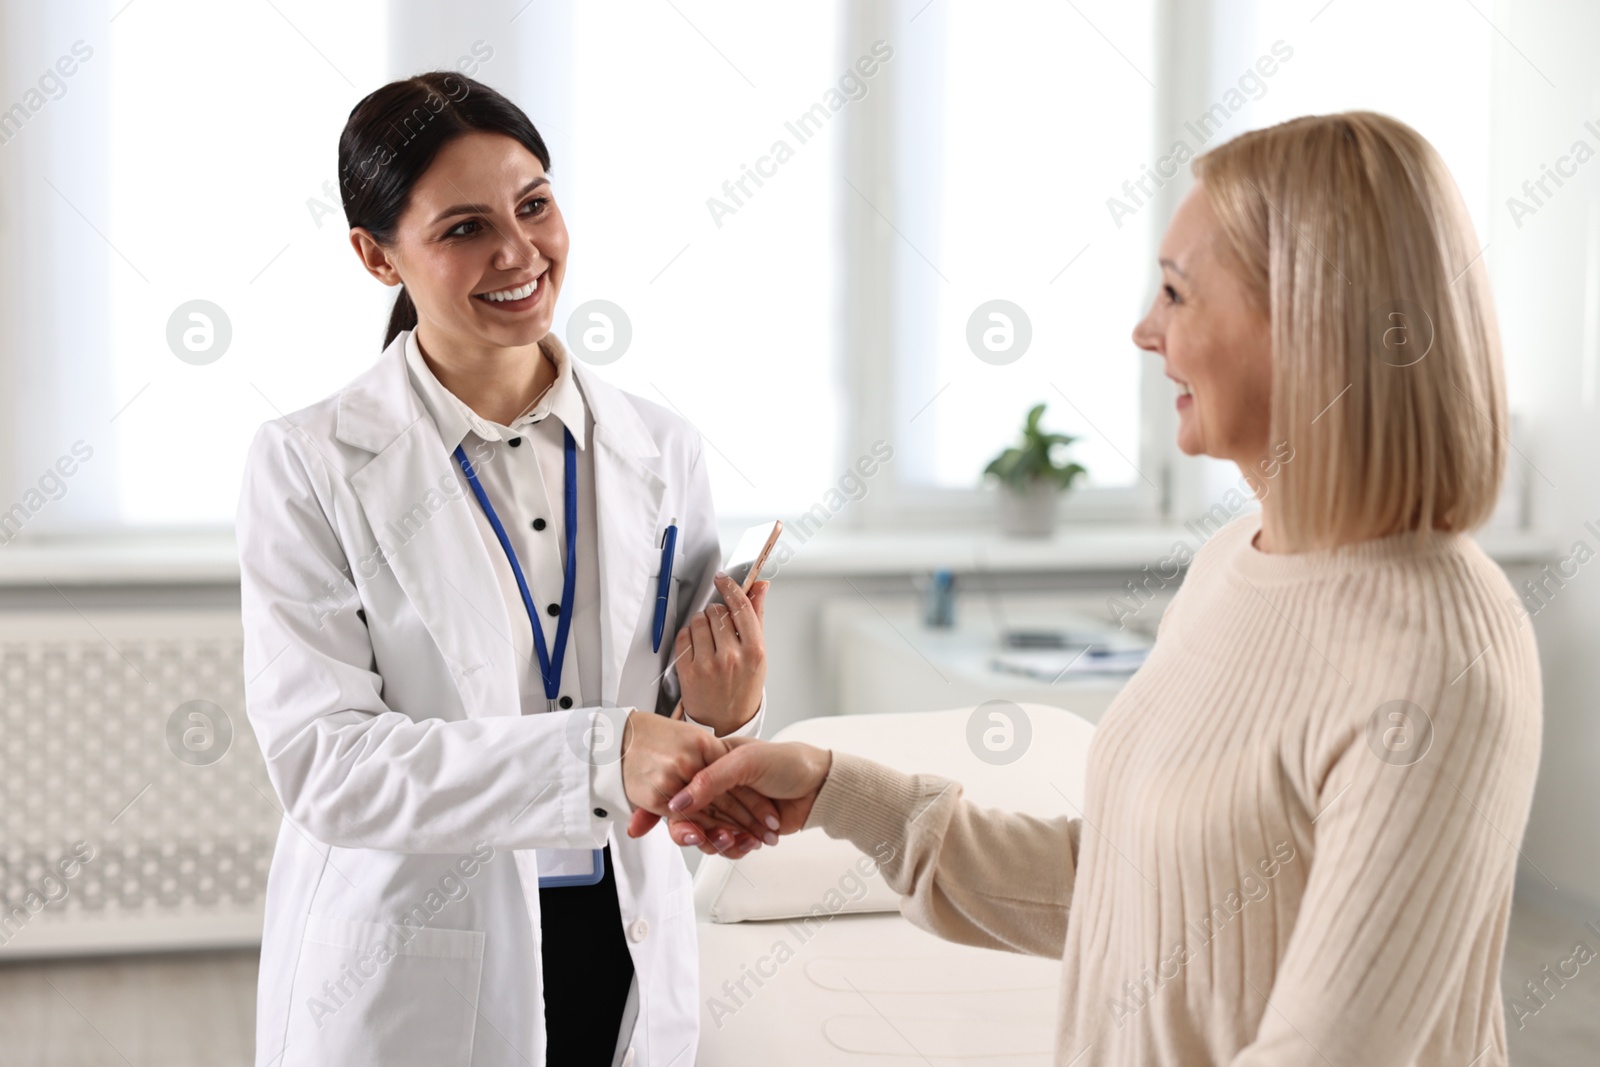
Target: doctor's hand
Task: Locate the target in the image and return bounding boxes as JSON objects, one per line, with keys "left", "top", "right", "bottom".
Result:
{"left": 662, "top": 740, "right": 833, "bottom": 854}
{"left": 620, "top": 710, "right": 780, "bottom": 857}
{"left": 673, "top": 575, "right": 769, "bottom": 736}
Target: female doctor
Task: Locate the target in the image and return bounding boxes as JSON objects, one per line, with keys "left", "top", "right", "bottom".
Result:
{"left": 236, "top": 71, "right": 777, "bottom": 1067}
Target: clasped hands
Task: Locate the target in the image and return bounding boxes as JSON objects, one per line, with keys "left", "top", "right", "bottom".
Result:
{"left": 615, "top": 573, "right": 831, "bottom": 859}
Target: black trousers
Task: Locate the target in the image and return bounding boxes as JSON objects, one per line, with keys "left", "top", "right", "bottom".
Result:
{"left": 539, "top": 843, "right": 635, "bottom": 1066}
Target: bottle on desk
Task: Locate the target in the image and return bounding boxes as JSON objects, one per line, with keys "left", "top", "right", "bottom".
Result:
{"left": 923, "top": 568, "right": 955, "bottom": 629}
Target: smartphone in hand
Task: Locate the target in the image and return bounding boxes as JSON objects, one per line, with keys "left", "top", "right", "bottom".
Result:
{"left": 708, "top": 520, "right": 783, "bottom": 606}
{"left": 670, "top": 520, "right": 783, "bottom": 720}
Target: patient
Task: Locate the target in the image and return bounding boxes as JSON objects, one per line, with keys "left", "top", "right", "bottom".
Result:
{"left": 641, "top": 112, "right": 1544, "bottom": 1066}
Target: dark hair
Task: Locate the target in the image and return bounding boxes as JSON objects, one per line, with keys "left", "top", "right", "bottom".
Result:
{"left": 337, "top": 71, "right": 551, "bottom": 349}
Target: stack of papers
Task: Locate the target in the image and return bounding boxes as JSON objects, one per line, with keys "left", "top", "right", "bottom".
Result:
{"left": 989, "top": 645, "right": 1150, "bottom": 681}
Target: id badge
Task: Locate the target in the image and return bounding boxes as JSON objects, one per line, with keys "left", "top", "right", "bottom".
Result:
{"left": 537, "top": 846, "right": 605, "bottom": 888}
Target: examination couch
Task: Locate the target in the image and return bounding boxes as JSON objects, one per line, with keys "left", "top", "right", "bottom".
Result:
{"left": 692, "top": 703, "right": 1095, "bottom": 1066}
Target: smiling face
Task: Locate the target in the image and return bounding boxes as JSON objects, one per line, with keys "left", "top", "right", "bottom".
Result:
{"left": 351, "top": 130, "right": 568, "bottom": 353}
{"left": 1131, "top": 184, "right": 1273, "bottom": 466}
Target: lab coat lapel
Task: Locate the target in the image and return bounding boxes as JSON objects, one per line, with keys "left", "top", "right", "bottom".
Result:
{"left": 569, "top": 358, "right": 665, "bottom": 706}
{"left": 336, "top": 335, "right": 519, "bottom": 723}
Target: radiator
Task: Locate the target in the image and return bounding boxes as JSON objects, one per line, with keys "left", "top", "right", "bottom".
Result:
{"left": 0, "top": 610, "right": 278, "bottom": 958}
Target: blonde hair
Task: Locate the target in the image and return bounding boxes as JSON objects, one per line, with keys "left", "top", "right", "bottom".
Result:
{"left": 1191, "top": 111, "right": 1506, "bottom": 551}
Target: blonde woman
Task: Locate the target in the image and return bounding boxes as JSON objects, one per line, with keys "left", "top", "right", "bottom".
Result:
{"left": 660, "top": 112, "right": 1542, "bottom": 1066}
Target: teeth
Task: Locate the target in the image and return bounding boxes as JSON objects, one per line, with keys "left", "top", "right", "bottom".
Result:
{"left": 478, "top": 278, "right": 538, "bottom": 302}
{"left": 1176, "top": 381, "right": 1192, "bottom": 396}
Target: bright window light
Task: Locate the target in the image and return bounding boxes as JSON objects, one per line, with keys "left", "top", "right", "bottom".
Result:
{"left": 563, "top": 1, "right": 844, "bottom": 520}
{"left": 1235, "top": 0, "right": 1492, "bottom": 244}
{"left": 892, "top": 0, "right": 1157, "bottom": 494}
{"left": 108, "top": 0, "right": 392, "bottom": 527}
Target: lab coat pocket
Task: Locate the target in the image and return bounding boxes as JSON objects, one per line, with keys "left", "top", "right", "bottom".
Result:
{"left": 283, "top": 913, "right": 485, "bottom": 1067}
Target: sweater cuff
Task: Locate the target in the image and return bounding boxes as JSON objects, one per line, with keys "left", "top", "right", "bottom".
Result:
{"left": 803, "top": 750, "right": 952, "bottom": 859}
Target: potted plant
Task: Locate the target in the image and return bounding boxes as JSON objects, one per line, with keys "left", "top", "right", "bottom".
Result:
{"left": 983, "top": 402, "right": 1087, "bottom": 537}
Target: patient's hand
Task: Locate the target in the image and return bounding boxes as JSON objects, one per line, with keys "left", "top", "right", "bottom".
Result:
{"left": 620, "top": 710, "right": 779, "bottom": 856}
{"left": 674, "top": 575, "right": 769, "bottom": 735}
{"left": 663, "top": 740, "right": 833, "bottom": 854}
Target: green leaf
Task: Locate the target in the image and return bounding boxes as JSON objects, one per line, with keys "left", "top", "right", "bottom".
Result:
{"left": 982, "top": 402, "right": 1090, "bottom": 491}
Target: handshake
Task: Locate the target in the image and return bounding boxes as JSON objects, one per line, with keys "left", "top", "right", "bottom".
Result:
{"left": 614, "top": 572, "right": 832, "bottom": 858}
{"left": 620, "top": 714, "right": 834, "bottom": 857}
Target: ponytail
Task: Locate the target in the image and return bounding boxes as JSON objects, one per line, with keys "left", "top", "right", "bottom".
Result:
{"left": 384, "top": 285, "right": 419, "bottom": 349}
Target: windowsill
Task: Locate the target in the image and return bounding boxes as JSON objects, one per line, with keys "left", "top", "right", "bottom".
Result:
{"left": 0, "top": 523, "right": 1562, "bottom": 586}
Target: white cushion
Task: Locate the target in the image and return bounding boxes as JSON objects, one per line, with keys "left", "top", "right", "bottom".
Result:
{"left": 693, "top": 702, "right": 1096, "bottom": 923}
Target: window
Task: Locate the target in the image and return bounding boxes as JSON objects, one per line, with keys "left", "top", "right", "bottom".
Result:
{"left": 560, "top": 0, "right": 845, "bottom": 521}
{"left": 106, "top": 0, "right": 393, "bottom": 529}
{"left": 86, "top": 1, "right": 844, "bottom": 530}
{"left": 2, "top": 0, "right": 1496, "bottom": 536}
{"left": 881, "top": 0, "right": 1160, "bottom": 519}
{"left": 1225, "top": 0, "right": 1491, "bottom": 243}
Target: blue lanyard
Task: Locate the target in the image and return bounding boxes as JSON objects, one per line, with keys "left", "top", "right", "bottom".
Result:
{"left": 453, "top": 427, "right": 578, "bottom": 703}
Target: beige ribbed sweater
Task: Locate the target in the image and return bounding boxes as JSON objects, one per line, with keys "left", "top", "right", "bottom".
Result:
{"left": 804, "top": 511, "right": 1542, "bottom": 1066}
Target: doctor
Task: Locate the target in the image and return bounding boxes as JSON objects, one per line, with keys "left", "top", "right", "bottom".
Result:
{"left": 237, "top": 71, "right": 775, "bottom": 1067}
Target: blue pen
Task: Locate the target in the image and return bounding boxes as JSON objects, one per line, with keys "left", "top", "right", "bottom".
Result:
{"left": 652, "top": 518, "right": 678, "bottom": 652}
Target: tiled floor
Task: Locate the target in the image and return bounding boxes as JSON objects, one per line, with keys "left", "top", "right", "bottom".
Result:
{"left": 0, "top": 898, "right": 1595, "bottom": 1065}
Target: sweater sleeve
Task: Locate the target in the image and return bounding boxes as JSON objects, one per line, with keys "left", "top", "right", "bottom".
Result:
{"left": 1228, "top": 655, "right": 1542, "bottom": 1066}
{"left": 802, "top": 751, "right": 1081, "bottom": 958}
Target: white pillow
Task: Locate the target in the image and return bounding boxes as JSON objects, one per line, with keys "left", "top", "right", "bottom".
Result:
{"left": 693, "top": 702, "right": 1096, "bottom": 923}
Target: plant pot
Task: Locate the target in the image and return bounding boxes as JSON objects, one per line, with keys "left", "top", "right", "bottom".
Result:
{"left": 998, "top": 480, "right": 1062, "bottom": 537}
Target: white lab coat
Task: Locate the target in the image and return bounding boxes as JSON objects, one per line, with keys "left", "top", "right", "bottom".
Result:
{"left": 236, "top": 330, "right": 762, "bottom": 1067}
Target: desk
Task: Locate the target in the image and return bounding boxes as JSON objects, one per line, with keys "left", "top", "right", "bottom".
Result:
{"left": 820, "top": 592, "right": 1164, "bottom": 725}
